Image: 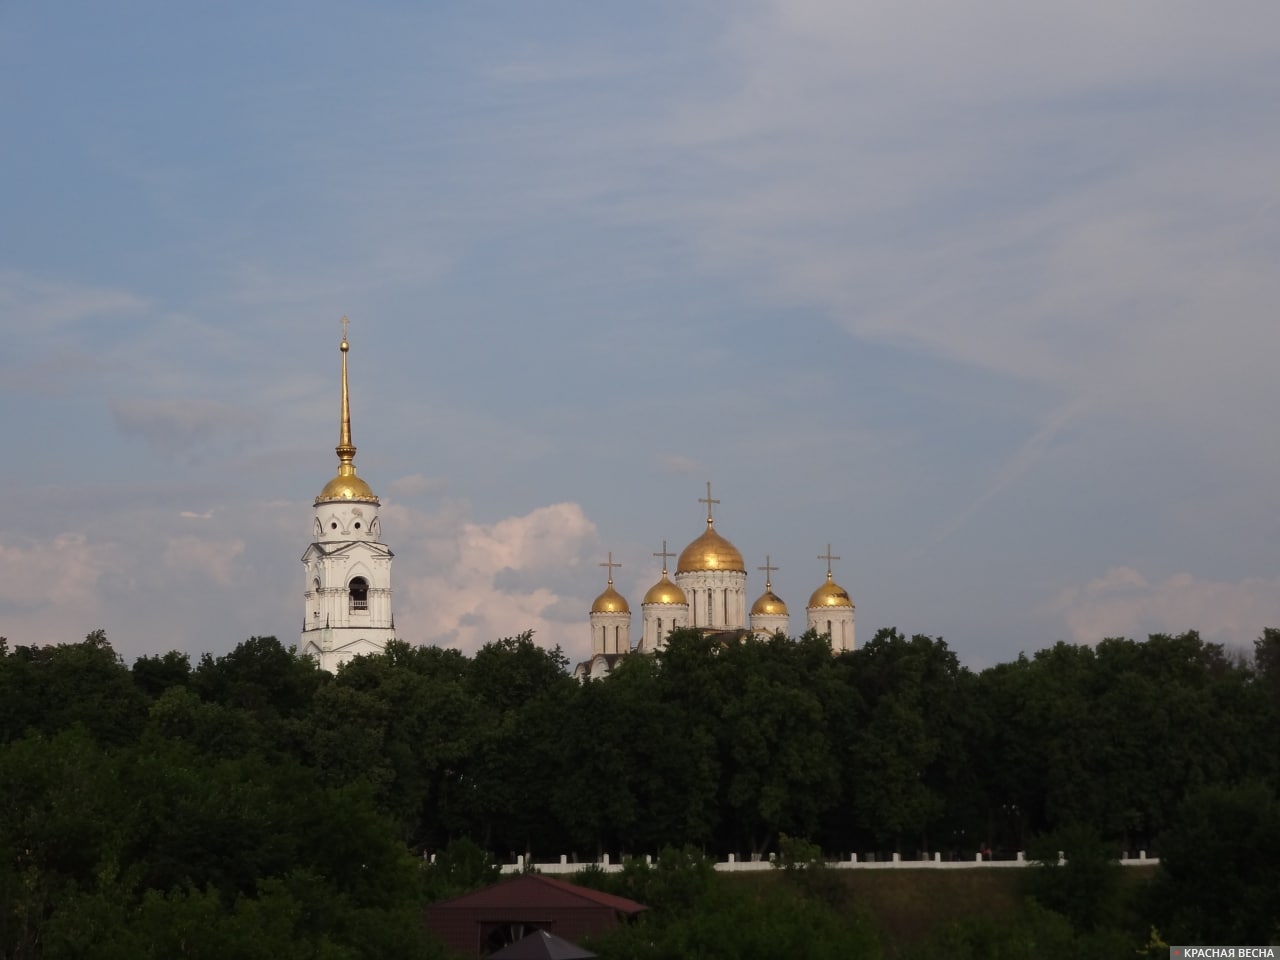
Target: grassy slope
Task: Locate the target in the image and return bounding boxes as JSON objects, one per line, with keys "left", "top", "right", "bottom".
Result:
{"left": 729, "top": 865, "right": 1159, "bottom": 952}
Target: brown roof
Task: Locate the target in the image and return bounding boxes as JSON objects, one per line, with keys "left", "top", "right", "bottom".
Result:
{"left": 431, "top": 873, "right": 648, "bottom": 915}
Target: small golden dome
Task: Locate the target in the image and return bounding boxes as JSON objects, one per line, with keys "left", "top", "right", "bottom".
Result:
{"left": 643, "top": 573, "right": 688, "bottom": 606}
{"left": 316, "top": 471, "right": 379, "bottom": 504}
{"left": 751, "top": 589, "right": 789, "bottom": 617}
{"left": 676, "top": 522, "right": 745, "bottom": 573}
{"left": 591, "top": 582, "right": 630, "bottom": 614}
{"left": 808, "top": 572, "right": 854, "bottom": 609}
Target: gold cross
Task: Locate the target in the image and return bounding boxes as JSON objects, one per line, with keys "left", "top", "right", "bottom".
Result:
{"left": 340, "top": 315, "right": 349, "bottom": 341}
{"left": 699, "top": 481, "right": 720, "bottom": 523}
{"left": 758, "top": 555, "right": 778, "bottom": 588}
{"left": 653, "top": 540, "right": 675, "bottom": 573}
{"left": 819, "top": 544, "right": 841, "bottom": 576}
{"left": 599, "top": 551, "right": 621, "bottom": 584}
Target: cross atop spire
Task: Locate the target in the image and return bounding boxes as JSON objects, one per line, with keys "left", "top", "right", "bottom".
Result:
{"left": 819, "top": 544, "right": 841, "bottom": 578}
{"left": 340, "top": 314, "right": 350, "bottom": 342}
{"left": 653, "top": 540, "right": 675, "bottom": 575}
{"left": 699, "top": 481, "right": 720, "bottom": 525}
{"left": 599, "top": 551, "right": 621, "bottom": 585}
{"left": 758, "top": 555, "right": 779, "bottom": 589}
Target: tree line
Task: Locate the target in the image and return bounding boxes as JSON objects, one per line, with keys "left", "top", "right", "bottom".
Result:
{"left": 2, "top": 625, "right": 1279, "bottom": 955}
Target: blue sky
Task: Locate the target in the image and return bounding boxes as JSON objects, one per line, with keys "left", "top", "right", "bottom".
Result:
{"left": 3, "top": 1, "right": 1279, "bottom": 667}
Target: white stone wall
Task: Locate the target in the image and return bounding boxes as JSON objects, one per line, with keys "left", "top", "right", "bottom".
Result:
{"left": 807, "top": 606, "right": 855, "bottom": 652}
{"left": 750, "top": 612, "right": 790, "bottom": 637}
{"left": 673, "top": 569, "right": 747, "bottom": 630}
{"left": 313, "top": 500, "right": 381, "bottom": 542}
{"left": 640, "top": 602, "right": 689, "bottom": 653}
{"left": 590, "top": 610, "right": 631, "bottom": 655}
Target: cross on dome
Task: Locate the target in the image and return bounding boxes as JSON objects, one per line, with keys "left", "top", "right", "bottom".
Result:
{"left": 699, "top": 481, "right": 720, "bottom": 525}
{"left": 758, "top": 555, "right": 779, "bottom": 590}
{"left": 599, "top": 551, "right": 621, "bottom": 585}
{"left": 819, "top": 544, "right": 841, "bottom": 577}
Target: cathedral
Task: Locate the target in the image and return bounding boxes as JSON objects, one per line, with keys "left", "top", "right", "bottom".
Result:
{"left": 573, "top": 484, "right": 856, "bottom": 681}
{"left": 298, "top": 323, "right": 397, "bottom": 672}
{"left": 295, "top": 324, "right": 855, "bottom": 677}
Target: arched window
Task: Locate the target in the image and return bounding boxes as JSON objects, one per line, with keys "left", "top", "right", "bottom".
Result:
{"left": 349, "top": 577, "right": 369, "bottom": 611}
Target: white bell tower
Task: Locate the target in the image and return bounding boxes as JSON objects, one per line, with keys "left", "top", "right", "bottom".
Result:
{"left": 299, "top": 318, "right": 396, "bottom": 672}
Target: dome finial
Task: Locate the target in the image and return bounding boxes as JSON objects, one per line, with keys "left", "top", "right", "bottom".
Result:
{"left": 758, "top": 554, "right": 779, "bottom": 592}
{"left": 599, "top": 551, "right": 621, "bottom": 588}
{"left": 653, "top": 539, "right": 675, "bottom": 578}
{"left": 819, "top": 543, "right": 841, "bottom": 580}
{"left": 699, "top": 481, "right": 720, "bottom": 527}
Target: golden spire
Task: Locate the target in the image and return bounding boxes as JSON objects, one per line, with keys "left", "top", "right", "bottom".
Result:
{"left": 337, "top": 316, "right": 355, "bottom": 469}
{"left": 316, "top": 317, "right": 378, "bottom": 504}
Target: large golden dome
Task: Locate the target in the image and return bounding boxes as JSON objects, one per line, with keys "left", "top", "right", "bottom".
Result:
{"left": 591, "top": 582, "right": 630, "bottom": 614}
{"left": 751, "top": 588, "right": 789, "bottom": 617}
{"left": 676, "top": 521, "right": 745, "bottom": 573}
{"left": 316, "top": 469, "right": 379, "bottom": 504}
{"left": 808, "top": 572, "right": 854, "bottom": 609}
{"left": 643, "top": 573, "right": 687, "bottom": 606}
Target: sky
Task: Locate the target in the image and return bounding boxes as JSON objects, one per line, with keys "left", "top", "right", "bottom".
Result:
{"left": 3, "top": 1, "right": 1279, "bottom": 669}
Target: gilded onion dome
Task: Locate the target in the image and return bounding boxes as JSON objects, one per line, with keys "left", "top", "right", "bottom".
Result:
{"left": 591, "top": 580, "right": 630, "bottom": 614}
{"left": 317, "top": 324, "right": 379, "bottom": 505}
{"left": 751, "top": 588, "right": 789, "bottom": 617}
{"left": 676, "top": 521, "right": 745, "bottom": 573}
{"left": 643, "top": 571, "right": 687, "bottom": 606}
{"left": 808, "top": 572, "right": 854, "bottom": 608}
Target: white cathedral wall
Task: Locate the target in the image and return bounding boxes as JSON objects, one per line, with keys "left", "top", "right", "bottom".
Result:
{"left": 673, "top": 569, "right": 746, "bottom": 630}
{"left": 808, "top": 607, "right": 855, "bottom": 653}
{"left": 641, "top": 603, "right": 689, "bottom": 653}
{"left": 590, "top": 611, "right": 631, "bottom": 655}
{"left": 751, "top": 613, "right": 790, "bottom": 637}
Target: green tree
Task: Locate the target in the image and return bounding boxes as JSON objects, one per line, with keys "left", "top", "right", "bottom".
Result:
{"left": 1151, "top": 781, "right": 1280, "bottom": 943}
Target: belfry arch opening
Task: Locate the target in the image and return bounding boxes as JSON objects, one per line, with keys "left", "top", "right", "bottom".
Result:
{"left": 348, "top": 577, "right": 369, "bottom": 612}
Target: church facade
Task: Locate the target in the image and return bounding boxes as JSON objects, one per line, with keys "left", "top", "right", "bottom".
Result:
{"left": 298, "top": 323, "right": 397, "bottom": 672}
{"left": 573, "top": 485, "right": 855, "bottom": 680}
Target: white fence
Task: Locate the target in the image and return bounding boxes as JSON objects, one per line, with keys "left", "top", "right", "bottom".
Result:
{"left": 495, "top": 850, "right": 1159, "bottom": 874}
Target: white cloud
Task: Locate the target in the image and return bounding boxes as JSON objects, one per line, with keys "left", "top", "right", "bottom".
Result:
{"left": 1053, "top": 566, "right": 1280, "bottom": 650}
{"left": 0, "top": 534, "right": 113, "bottom": 608}
{"left": 383, "top": 501, "right": 599, "bottom": 659}
{"left": 162, "top": 536, "right": 246, "bottom": 586}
